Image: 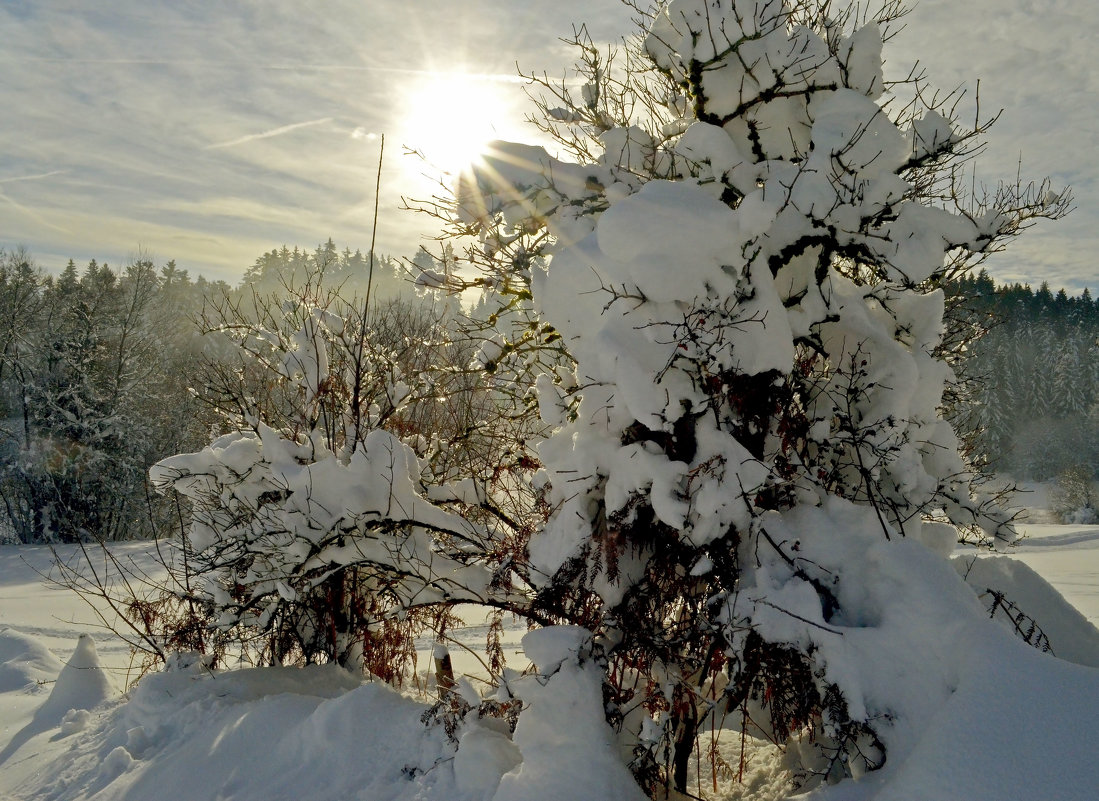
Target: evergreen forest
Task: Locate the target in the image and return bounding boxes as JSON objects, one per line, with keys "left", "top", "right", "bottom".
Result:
{"left": 953, "top": 270, "right": 1099, "bottom": 479}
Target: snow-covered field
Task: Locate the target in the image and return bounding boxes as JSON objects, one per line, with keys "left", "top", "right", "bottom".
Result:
{"left": 1007, "top": 525, "right": 1099, "bottom": 623}
{"left": 2, "top": 520, "right": 1099, "bottom": 801}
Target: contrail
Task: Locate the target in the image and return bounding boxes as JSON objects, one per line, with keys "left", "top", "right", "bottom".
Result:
{"left": 0, "top": 170, "right": 67, "bottom": 184}
{"left": 205, "top": 117, "right": 333, "bottom": 150}
{"left": 0, "top": 192, "right": 71, "bottom": 233}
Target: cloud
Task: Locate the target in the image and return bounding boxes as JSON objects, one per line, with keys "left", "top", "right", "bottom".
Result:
{"left": 2, "top": 0, "right": 1095, "bottom": 292}
{"left": 0, "top": 0, "right": 633, "bottom": 278}
{"left": 881, "top": 0, "right": 1099, "bottom": 291}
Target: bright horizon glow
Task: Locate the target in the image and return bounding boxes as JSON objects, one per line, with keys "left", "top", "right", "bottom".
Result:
{"left": 398, "top": 73, "right": 512, "bottom": 179}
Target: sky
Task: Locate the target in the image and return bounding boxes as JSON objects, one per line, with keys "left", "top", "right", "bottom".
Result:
{"left": 1, "top": 0, "right": 1095, "bottom": 292}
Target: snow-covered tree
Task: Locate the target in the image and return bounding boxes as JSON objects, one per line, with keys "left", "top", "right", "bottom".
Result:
{"left": 1052, "top": 327, "right": 1091, "bottom": 418}
{"left": 0, "top": 257, "right": 200, "bottom": 543}
{"left": 449, "top": 0, "right": 1067, "bottom": 792}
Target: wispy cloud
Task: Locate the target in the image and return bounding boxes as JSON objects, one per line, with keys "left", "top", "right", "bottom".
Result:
{"left": 3, "top": 0, "right": 1096, "bottom": 291}
{"left": 12, "top": 56, "right": 528, "bottom": 83}
{"left": 204, "top": 118, "right": 334, "bottom": 150}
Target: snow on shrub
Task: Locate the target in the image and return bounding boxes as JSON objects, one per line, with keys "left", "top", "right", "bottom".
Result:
{"left": 1049, "top": 465, "right": 1099, "bottom": 523}
{"left": 453, "top": 0, "right": 1067, "bottom": 793}
{"left": 150, "top": 291, "right": 502, "bottom": 676}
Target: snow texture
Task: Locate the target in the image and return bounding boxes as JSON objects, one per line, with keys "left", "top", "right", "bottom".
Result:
{"left": 2, "top": 534, "right": 1099, "bottom": 800}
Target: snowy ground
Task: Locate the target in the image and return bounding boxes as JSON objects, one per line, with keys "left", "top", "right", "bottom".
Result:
{"left": 2, "top": 518, "right": 1099, "bottom": 801}
{"left": 1008, "top": 524, "right": 1099, "bottom": 624}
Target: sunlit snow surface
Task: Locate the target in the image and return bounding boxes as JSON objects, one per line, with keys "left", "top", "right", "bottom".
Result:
{"left": 1010, "top": 524, "right": 1099, "bottom": 625}
{"left": 1, "top": 521, "right": 1098, "bottom": 801}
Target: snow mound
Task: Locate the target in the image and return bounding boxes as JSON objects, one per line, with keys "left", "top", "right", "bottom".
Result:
{"left": 0, "top": 627, "right": 63, "bottom": 693}
{"left": 8, "top": 636, "right": 651, "bottom": 801}
{"left": 16, "top": 664, "right": 456, "bottom": 801}
{"left": 806, "top": 624, "right": 1099, "bottom": 801}
{"left": 493, "top": 628, "right": 647, "bottom": 801}
{"left": 453, "top": 724, "right": 521, "bottom": 799}
{"left": 35, "top": 633, "right": 118, "bottom": 726}
{"left": 0, "top": 633, "right": 119, "bottom": 777}
{"left": 954, "top": 554, "right": 1099, "bottom": 668}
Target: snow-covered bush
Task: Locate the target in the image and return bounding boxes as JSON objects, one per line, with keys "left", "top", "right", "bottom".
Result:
{"left": 450, "top": 0, "right": 1067, "bottom": 793}
{"left": 1050, "top": 465, "right": 1099, "bottom": 523}
{"left": 150, "top": 281, "right": 515, "bottom": 676}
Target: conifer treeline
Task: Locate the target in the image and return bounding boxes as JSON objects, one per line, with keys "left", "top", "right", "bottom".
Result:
{"left": 239, "top": 238, "right": 410, "bottom": 299}
{"left": 955, "top": 270, "right": 1099, "bottom": 479}
{"left": 0, "top": 251, "right": 222, "bottom": 542}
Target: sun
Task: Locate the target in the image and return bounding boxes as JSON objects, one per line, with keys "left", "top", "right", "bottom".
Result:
{"left": 400, "top": 73, "right": 513, "bottom": 178}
